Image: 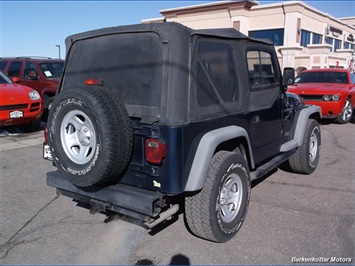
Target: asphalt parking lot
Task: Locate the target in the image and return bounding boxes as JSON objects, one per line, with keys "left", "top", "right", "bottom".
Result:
{"left": 0, "top": 118, "right": 354, "bottom": 265}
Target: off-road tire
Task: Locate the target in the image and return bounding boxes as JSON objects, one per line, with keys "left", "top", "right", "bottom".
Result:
{"left": 185, "top": 151, "right": 251, "bottom": 243}
{"left": 47, "top": 86, "right": 133, "bottom": 187}
{"left": 288, "top": 119, "right": 320, "bottom": 174}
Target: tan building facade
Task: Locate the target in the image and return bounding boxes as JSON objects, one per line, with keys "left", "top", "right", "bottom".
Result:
{"left": 143, "top": 0, "right": 355, "bottom": 74}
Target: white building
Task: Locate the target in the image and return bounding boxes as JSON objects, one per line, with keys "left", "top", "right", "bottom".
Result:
{"left": 143, "top": 0, "right": 355, "bottom": 74}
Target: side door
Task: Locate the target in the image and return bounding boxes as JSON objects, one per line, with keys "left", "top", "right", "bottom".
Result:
{"left": 245, "top": 45, "right": 285, "bottom": 163}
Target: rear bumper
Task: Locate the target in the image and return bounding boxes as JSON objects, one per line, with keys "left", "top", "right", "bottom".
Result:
{"left": 47, "top": 171, "right": 164, "bottom": 219}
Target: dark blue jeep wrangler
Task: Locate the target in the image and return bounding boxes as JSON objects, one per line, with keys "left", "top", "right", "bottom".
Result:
{"left": 44, "top": 22, "right": 321, "bottom": 243}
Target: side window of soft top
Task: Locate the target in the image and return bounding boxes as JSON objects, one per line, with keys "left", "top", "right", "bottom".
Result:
{"left": 194, "top": 40, "right": 239, "bottom": 107}
{"left": 247, "top": 50, "right": 279, "bottom": 90}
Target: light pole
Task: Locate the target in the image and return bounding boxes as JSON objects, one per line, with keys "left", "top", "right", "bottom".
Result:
{"left": 55, "top": 45, "right": 61, "bottom": 59}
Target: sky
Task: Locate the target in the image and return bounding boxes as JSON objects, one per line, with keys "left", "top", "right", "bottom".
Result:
{"left": 1, "top": 0, "right": 354, "bottom": 59}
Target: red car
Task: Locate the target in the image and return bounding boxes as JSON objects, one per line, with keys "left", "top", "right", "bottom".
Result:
{"left": 0, "top": 71, "right": 42, "bottom": 131}
{"left": 288, "top": 68, "right": 355, "bottom": 124}
{"left": 0, "top": 57, "right": 64, "bottom": 118}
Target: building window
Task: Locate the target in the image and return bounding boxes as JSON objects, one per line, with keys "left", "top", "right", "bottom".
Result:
{"left": 249, "top": 29, "right": 284, "bottom": 46}
{"left": 300, "top": 30, "right": 311, "bottom": 47}
{"left": 326, "top": 37, "right": 342, "bottom": 52}
{"left": 301, "top": 30, "right": 323, "bottom": 47}
{"left": 326, "top": 37, "right": 334, "bottom": 51}
{"left": 312, "top": 33, "right": 322, "bottom": 44}
{"left": 334, "top": 39, "right": 342, "bottom": 52}
{"left": 344, "top": 42, "right": 355, "bottom": 50}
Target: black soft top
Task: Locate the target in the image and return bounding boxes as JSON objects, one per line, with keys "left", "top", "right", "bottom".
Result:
{"left": 62, "top": 22, "right": 275, "bottom": 125}
{"left": 65, "top": 22, "right": 271, "bottom": 54}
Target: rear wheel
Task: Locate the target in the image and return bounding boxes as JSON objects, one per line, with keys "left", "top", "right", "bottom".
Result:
{"left": 185, "top": 151, "right": 251, "bottom": 243}
{"left": 47, "top": 86, "right": 133, "bottom": 187}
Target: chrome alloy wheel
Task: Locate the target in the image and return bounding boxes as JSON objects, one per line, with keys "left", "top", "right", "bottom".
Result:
{"left": 60, "top": 110, "right": 96, "bottom": 165}
{"left": 341, "top": 99, "right": 352, "bottom": 122}
{"left": 218, "top": 173, "right": 243, "bottom": 223}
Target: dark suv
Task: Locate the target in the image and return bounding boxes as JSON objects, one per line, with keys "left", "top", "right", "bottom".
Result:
{"left": 0, "top": 57, "right": 64, "bottom": 116}
{"left": 44, "top": 22, "right": 322, "bottom": 243}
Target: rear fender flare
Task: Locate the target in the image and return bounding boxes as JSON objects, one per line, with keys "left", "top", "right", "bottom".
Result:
{"left": 184, "top": 126, "right": 253, "bottom": 192}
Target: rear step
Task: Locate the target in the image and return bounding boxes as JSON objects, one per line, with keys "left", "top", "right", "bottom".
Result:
{"left": 47, "top": 171, "right": 165, "bottom": 221}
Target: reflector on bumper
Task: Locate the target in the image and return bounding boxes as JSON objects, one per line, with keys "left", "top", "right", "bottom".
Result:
{"left": 43, "top": 143, "right": 53, "bottom": 161}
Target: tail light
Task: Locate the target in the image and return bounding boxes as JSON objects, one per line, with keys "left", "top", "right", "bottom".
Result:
{"left": 85, "top": 79, "right": 104, "bottom": 86}
{"left": 44, "top": 125, "right": 49, "bottom": 144}
{"left": 145, "top": 139, "right": 166, "bottom": 164}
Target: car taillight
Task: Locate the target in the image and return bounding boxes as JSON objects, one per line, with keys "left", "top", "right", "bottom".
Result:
{"left": 145, "top": 139, "right": 166, "bottom": 164}
{"left": 85, "top": 79, "right": 104, "bottom": 86}
{"left": 44, "top": 125, "right": 49, "bottom": 144}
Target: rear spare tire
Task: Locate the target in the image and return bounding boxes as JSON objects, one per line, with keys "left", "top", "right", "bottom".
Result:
{"left": 47, "top": 86, "right": 133, "bottom": 187}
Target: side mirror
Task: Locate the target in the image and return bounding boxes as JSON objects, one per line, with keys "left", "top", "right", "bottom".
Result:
{"left": 283, "top": 67, "right": 295, "bottom": 86}
{"left": 11, "top": 77, "right": 21, "bottom": 84}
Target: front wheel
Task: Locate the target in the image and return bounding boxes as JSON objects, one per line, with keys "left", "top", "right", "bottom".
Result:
{"left": 288, "top": 119, "right": 321, "bottom": 174}
{"left": 185, "top": 151, "right": 251, "bottom": 243}
{"left": 335, "top": 98, "right": 353, "bottom": 124}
